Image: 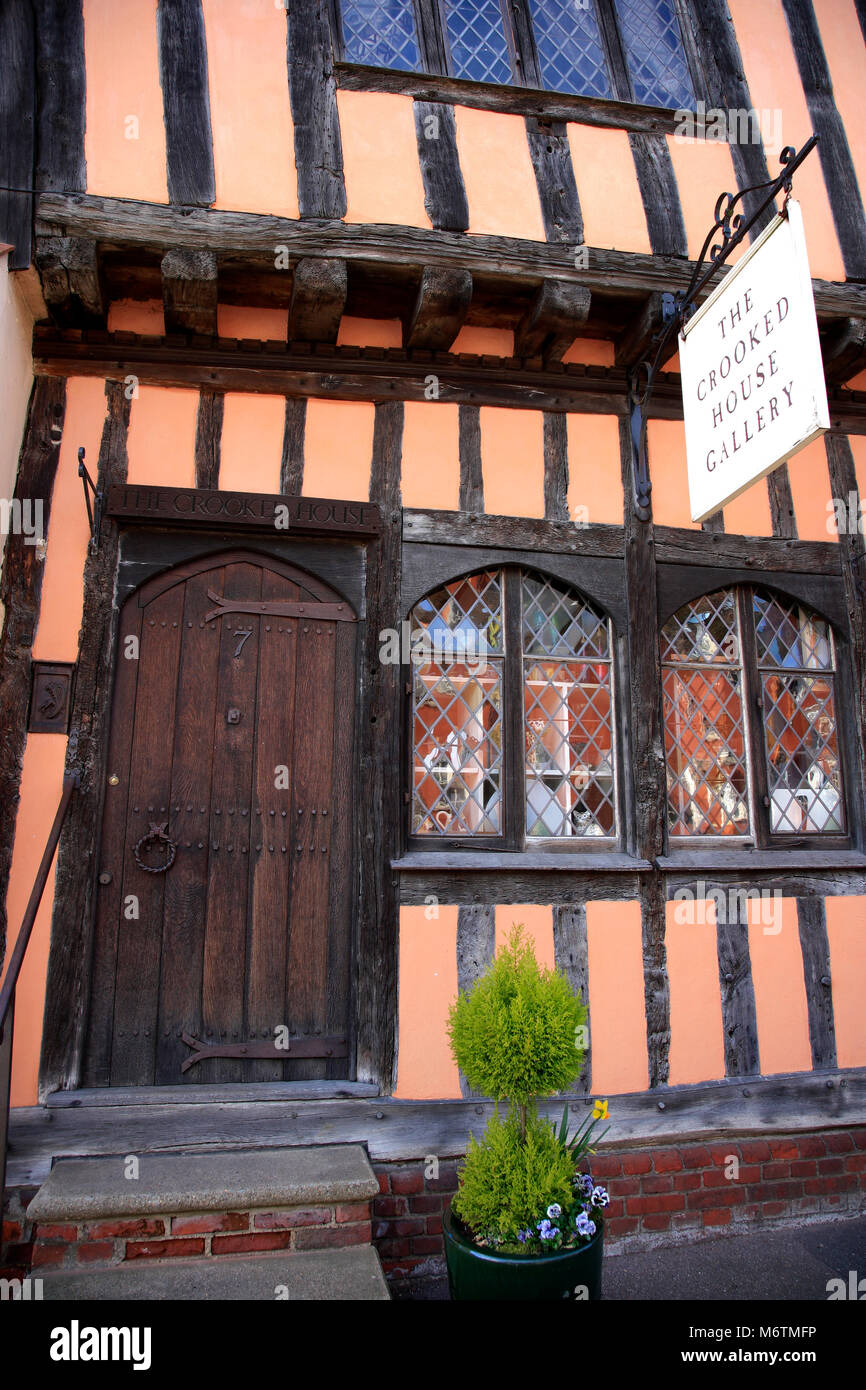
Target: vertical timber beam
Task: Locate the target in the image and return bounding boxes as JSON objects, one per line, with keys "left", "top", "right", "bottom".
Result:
{"left": 628, "top": 133, "right": 688, "bottom": 258}
{"left": 619, "top": 415, "right": 670, "bottom": 1086}
{"left": 543, "top": 413, "right": 569, "bottom": 522}
{"left": 525, "top": 118, "right": 584, "bottom": 247}
{"left": 456, "top": 905, "right": 495, "bottom": 1098}
{"left": 40, "top": 381, "right": 131, "bottom": 1098}
{"left": 194, "top": 388, "right": 224, "bottom": 490}
{"left": 157, "top": 0, "right": 216, "bottom": 207}
{"left": 458, "top": 405, "right": 484, "bottom": 513}
{"left": 0, "top": 0, "right": 35, "bottom": 268}
{"left": 413, "top": 102, "right": 469, "bottom": 233}
{"left": 0, "top": 377, "right": 67, "bottom": 968}
{"left": 553, "top": 904, "right": 592, "bottom": 1094}
{"left": 286, "top": 0, "right": 347, "bottom": 220}
{"left": 716, "top": 904, "right": 760, "bottom": 1077}
{"left": 34, "top": 0, "right": 86, "bottom": 194}
{"left": 280, "top": 399, "right": 306, "bottom": 495}
{"left": 796, "top": 897, "right": 836, "bottom": 1070}
{"left": 357, "top": 401, "right": 403, "bottom": 1087}
{"left": 825, "top": 433, "right": 866, "bottom": 779}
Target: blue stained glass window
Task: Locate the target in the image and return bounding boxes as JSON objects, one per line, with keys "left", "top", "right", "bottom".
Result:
{"left": 443, "top": 0, "right": 514, "bottom": 85}
{"left": 614, "top": 0, "right": 695, "bottom": 108}
{"left": 529, "top": 0, "right": 613, "bottom": 99}
{"left": 340, "top": 0, "right": 422, "bottom": 72}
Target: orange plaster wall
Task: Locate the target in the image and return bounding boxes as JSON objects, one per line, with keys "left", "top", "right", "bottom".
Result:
{"left": 201, "top": 0, "right": 298, "bottom": 218}
{"left": 849, "top": 434, "right": 866, "bottom": 501}
{"left": 401, "top": 402, "right": 460, "bottom": 510}
{"left": 566, "top": 414, "right": 623, "bottom": 525}
{"left": 303, "top": 400, "right": 375, "bottom": 501}
{"left": 666, "top": 899, "right": 726, "bottom": 1085}
{"left": 567, "top": 124, "right": 650, "bottom": 254}
{"left": 3, "top": 736, "right": 68, "bottom": 1105}
{"left": 665, "top": 136, "right": 741, "bottom": 263}
{"left": 563, "top": 339, "right": 615, "bottom": 367}
{"left": 454, "top": 107, "right": 545, "bottom": 242}
{"left": 723, "top": 478, "right": 774, "bottom": 537}
{"left": 338, "top": 91, "right": 430, "bottom": 229}
{"left": 787, "top": 438, "right": 838, "bottom": 542}
{"left": 337, "top": 317, "right": 403, "bottom": 349}
{"left": 812, "top": 0, "right": 866, "bottom": 215}
{"left": 126, "top": 385, "right": 198, "bottom": 489}
{"left": 585, "top": 901, "right": 648, "bottom": 1095}
{"left": 451, "top": 327, "right": 514, "bottom": 357}
{"left": 393, "top": 906, "right": 461, "bottom": 1099}
{"left": 825, "top": 896, "right": 866, "bottom": 1067}
{"left": 33, "top": 377, "right": 107, "bottom": 663}
{"left": 217, "top": 305, "right": 289, "bottom": 341}
{"left": 647, "top": 420, "right": 701, "bottom": 530}
{"left": 107, "top": 299, "right": 165, "bottom": 334}
{"left": 494, "top": 904, "right": 554, "bottom": 970}
{"left": 83, "top": 0, "right": 168, "bottom": 203}
{"left": 746, "top": 896, "right": 812, "bottom": 1075}
{"left": 847, "top": 370, "right": 866, "bottom": 391}
{"left": 727, "top": 0, "right": 846, "bottom": 283}
{"left": 480, "top": 408, "right": 544, "bottom": 518}
{"left": 219, "top": 393, "right": 284, "bottom": 494}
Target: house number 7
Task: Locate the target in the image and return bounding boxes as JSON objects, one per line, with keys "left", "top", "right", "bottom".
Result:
{"left": 234, "top": 628, "right": 253, "bottom": 658}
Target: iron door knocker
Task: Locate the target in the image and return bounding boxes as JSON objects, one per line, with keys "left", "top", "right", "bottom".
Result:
{"left": 133, "top": 821, "right": 178, "bottom": 874}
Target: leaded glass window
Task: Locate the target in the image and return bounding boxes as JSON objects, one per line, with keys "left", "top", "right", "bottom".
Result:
{"left": 661, "top": 588, "right": 847, "bottom": 843}
{"left": 339, "top": 0, "right": 422, "bottom": 72}
{"left": 613, "top": 0, "right": 695, "bottom": 108}
{"left": 443, "top": 0, "right": 513, "bottom": 85}
{"left": 528, "top": 0, "right": 612, "bottom": 99}
{"left": 410, "top": 568, "right": 617, "bottom": 844}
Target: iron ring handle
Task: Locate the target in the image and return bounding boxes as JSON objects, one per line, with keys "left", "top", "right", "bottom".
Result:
{"left": 133, "top": 822, "right": 177, "bottom": 874}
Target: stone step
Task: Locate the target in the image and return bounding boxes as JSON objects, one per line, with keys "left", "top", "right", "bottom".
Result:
{"left": 37, "top": 1246, "right": 390, "bottom": 1301}
{"left": 27, "top": 1144, "right": 378, "bottom": 1222}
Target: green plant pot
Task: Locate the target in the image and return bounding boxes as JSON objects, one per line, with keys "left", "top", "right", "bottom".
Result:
{"left": 443, "top": 1205, "right": 604, "bottom": 1301}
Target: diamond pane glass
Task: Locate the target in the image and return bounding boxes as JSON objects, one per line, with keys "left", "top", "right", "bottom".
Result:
{"left": 528, "top": 0, "right": 612, "bottom": 98}
{"left": 753, "top": 593, "right": 833, "bottom": 671}
{"left": 660, "top": 589, "right": 738, "bottom": 665}
{"left": 614, "top": 0, "right": 694, "bottom": 108}
{"left": 412, "top": 664, "right": 503, "bottom": 835}
{"left": 525, "top": 659, "right": 615, "bottom": 837}
{"left": 411, "top": 570, "right": 503, "bottom": 664}
{"left": 662, "top": 666, "right": 750, "bottom": 836}
{"left": 522, "top": 573, "right": 609, "bottom": 659}
{"left": 762, "top": 673, "right": 844, "bottom": 834}
{"left": 444, "top": 0, "right": 513, "bottom": 84}
{"left": 341, "top": 0, "right": 421, "bottom": 71}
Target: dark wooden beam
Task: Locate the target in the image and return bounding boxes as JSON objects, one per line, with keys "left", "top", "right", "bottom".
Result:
{"left": 782, "top": 0, "right": 866, "bottom": 280}
{"left": 767, "top": 466, "right": 798, "bottom": 540}
{"left": 615, "top": 291, "right": 674, "bottom": 369}
{"left": 40, "top": 380, "right": 131, "bottom": 1100}
{"left": 628, "top": 132, "right": 687, "bottom": 258}
{"left": 458, "top": 406, "right": 483, "bottom": 513}
{"left": 796, "top": 897, "right": 836, "bottom": 1071}
{"left": 515, "top": 281, "right": 591, "bottom": 362}
{"left": 822, "top": 318, "right": 866, "bottom": 386}
{"left": 525, "top": 117, "right": 584, "bottom": 246}
{"left": 286, "top": 0, "right": 346, "bottom": 219}
{"left": 654, "top": 525, "right": 840, "bottom": 575}
{"left": 553, "top": 905, "right": 591, "bottom": 1094}
{"left": 280, "top": 397, "right": 306, "bottom": 494}
{"left": 35, "top": 236, "right": 104, "bottom": 326}
{"left": 825, "top": 432, "right": 866, "bottom": 784}
{"left": 287, "top": 257, "right": 347, "bottom": 343}
{"left": 35, "top": 192, "right": 866, "bottom": 321}
{"left": 356, "top": 402, "right": 403, "bottom": 1088}
{"left": 160, "top": 248, "right": 217, "bottom": 335}
{"left": 414, "top": 0, "right": 449, "bottom": 75}
{"left": 194, "top": 388, "right": 223, "bottom": 489}
{"left": 413, "top": 101, "right": 469, "bottom": 233}
{"left": 716, "top": 906, "right": 760, "bottom": 1079}
{"left": 404, "top": 508, "right": 623, "bottom": 557}
{"left": 0, "top": 377, "right": 66, "bottom": 969}
{"left": 543, "top": 413, "right": 569, "bottom": 522}
{"left": 33, "top": 0, "right": 86, "bottom": 195}
{"left": 0, "top": 0, "right": 35, "bottom": 269}
{"left": 156, "top": 0, "right": 215, "bottom": 207}
{"left": 456, "top": 905, "right": 495, "bottom": 1098}
{"left": 405, "top": 266, "right": 472, "bottom": 351}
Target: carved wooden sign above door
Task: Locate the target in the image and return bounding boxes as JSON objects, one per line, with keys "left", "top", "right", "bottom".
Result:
{"left": 105, "top": 485, "right": 382, "bottom": 537}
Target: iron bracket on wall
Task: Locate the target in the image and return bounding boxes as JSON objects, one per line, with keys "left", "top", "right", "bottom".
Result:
{"left": 78, "top": 446, "right": 103, "bottom": 552}
{"left": 627, "top": 136, "right": 820, "bottom": 522}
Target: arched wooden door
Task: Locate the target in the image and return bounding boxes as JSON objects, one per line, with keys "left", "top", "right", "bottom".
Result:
{"left": 83, "top": 550, "right": 357, "bottom": 1086}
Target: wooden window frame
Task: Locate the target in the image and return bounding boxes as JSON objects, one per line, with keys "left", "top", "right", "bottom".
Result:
{"left": 662, "top": 584, "right": 855, "bottom": 854}
{"left": 405, "top": 562, "right": 622, "bottom": 855}
{"left": 331, "top": 0, "right": 705, "bottom": 113}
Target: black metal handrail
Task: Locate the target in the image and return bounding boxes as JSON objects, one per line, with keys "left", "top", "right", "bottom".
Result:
{"left": 0, "top": 771, "right": 78, "bottom": 1207}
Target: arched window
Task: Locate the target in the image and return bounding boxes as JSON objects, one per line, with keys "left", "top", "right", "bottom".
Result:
{"left": 409, "top": 567, "right": 617, "bottom": 846}
{"left": 661, "top": 587, "right": 846, "bottom": 842}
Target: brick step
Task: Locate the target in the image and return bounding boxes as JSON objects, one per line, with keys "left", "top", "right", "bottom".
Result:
{"left": 25, "top": 1144, "right": 380, "bottom": 1273}
{"left": 37, "top": 1246, "right": 390, "bottom": 1301}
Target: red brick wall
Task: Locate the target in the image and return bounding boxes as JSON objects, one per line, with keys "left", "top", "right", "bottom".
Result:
{"left": 371, "top": 1128, "right": 866, "bottom": 1280}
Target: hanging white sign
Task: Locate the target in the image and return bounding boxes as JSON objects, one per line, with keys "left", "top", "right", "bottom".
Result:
{"left": 679, "top": 199, "right": 829, "bottom": 522}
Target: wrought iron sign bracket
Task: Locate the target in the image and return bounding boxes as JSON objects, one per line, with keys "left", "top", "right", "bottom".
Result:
{"left": 627, "top": 136, "right": 819, "bottom": 523}
{"left": 78, "top": 447, "right": 103, "bottom": 552}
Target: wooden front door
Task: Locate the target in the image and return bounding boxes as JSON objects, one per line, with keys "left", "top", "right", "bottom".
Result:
{"left": 84, "top": 550, "right": 357, "bottom": 1086}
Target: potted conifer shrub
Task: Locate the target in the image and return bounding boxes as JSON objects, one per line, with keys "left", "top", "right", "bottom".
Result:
{"left": 443, "top": 924, "right": 610, "bottom": 1301}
